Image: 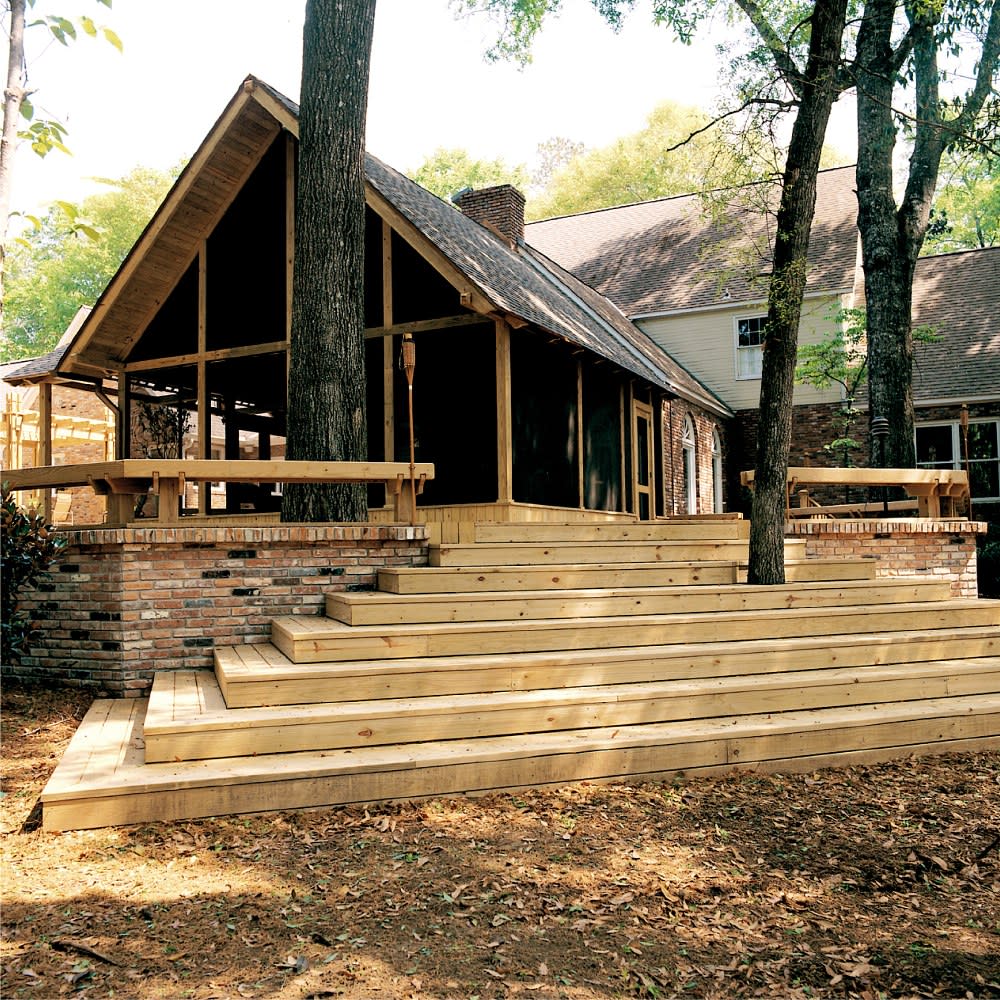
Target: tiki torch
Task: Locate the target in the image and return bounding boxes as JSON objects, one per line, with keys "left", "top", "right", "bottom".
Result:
{"left": 960, "top": 404, "right": 973, "bottom": 521}
{"left": 402, "top": 334, "right": 417, "bottom": 525}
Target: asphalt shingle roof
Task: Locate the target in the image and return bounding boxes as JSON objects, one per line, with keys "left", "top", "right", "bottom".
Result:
{"left": 525, "top": 166, "right": 860, "bottom": 317}
{"left": 910, "top": 246, "right": 1000, "bottom": 402}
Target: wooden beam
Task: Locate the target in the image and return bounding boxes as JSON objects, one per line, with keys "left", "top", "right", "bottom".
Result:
{"left": 577, "top": 358, "right": 585, "bottom": 509}
{"left": 125, "top": 340, "right": 289, "bottom": 374}
{"left": 382, "top": 219, "right": 394, "bottom": 462}
{"left": 285, "top": 132, "right": 295, "bottom": 347}
{"left": 619, "top": 382, "right": 627, "bottom": 514}
{"left": 38, "top": 382, "right": 53, "bottom": 522}
{"left": 117, "top": 373, "right": 130, "bottom": 461}
{"left": 364, "top": 313, "right": 487, "bottom": 340}
{"left": 495, "top": 320, "right": 513, "bottom": 504}
{"left": 197, "top": 243, "right": 210, "bottom": 512}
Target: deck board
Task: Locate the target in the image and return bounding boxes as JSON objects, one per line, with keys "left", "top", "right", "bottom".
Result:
{"left": 41, "top": 695, "right": 1000, "bottom": 829}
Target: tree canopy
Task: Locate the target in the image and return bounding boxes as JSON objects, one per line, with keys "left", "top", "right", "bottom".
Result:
{"left": 409, "top": 146, "right": 530, "bottom": 202}
{"left": 924, "top": 146, "right": 1000, "bottom": 253}
{"left": 2, "top": 164, "right": 176, "bottom": 361}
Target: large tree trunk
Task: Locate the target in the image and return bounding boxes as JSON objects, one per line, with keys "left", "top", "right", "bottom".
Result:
{"left": 747, "top": 0, "right": 849, "bottom": 585}
{"left": 0, "top": 0, "right": 27, "bottom": 327}
{"left": 282, "top": 0, "right": 377, "bottom": 523}
{"left": 856, "top": 0, "right": 1000, "bottom": 467}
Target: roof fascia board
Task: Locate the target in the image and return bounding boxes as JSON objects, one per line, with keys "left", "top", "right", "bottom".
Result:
{"left": 847, "top": 394, "right": 999, "bottom": 411}
{"left": 364, "top": 184, "right": 497, "bottom": 318}
{"left": 630, "top": 287, "right": 852, "bottom": 322}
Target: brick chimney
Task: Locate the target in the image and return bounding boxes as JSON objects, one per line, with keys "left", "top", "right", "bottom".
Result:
{"left": 453, "top": 185, "right": 526, "bottom": 248}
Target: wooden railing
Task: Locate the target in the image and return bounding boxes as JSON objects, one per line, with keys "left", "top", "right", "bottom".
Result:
{"left": 740, "top": 466, "right": 970, "bottom": 519}
{"left": 2, "top": 459, "right": 435, "bottom": 525}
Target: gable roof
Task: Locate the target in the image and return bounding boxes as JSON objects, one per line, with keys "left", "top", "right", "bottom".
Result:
{"left": 911, "top": 246, "right": 1000, "bottom": 403}
{"left": 524, "top": 166, "right": 860, "bottom": 317}
{"left": 54, "top": 76, "right": 730, "bottom": 419}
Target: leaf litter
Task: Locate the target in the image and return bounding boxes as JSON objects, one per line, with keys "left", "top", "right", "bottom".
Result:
{"left": 2, "top": 681, "right": 998, "bottom": 999}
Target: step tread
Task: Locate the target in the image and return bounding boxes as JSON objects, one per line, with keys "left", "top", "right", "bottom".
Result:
{"left": 150, "top": 659, "right": 1000, "bottom": 735}
{"left": 326, "top": 577, "right": 951, "bottom": 624}
{"left": 43, "top": 693, "right": 1000, "bottom": 802}
{"left": 275, "top": 598, "right": 999, "bottom": 643}
{"left": 217, "top": 624, "right": 1000, "bottom": 682}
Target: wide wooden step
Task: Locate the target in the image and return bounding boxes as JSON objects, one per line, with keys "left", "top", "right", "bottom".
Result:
{"left": 270, "top": 599, "right": 1000, "bottom": 664}
{"left": 215, "top": 624, "right": 1000, "bottom": 708}
{"left": 470, "top": 519, "right": 750, "bottom": 543}
{"left": 377, "top": 557, "right": 875, "bottom": 594}
{"left": 326, "top": 578, "right": 953, "bottom": 627}
{"left": 146, "top": 659, "right": 1000, "bottom": 762}
{"left": 41, "top": 694, "right": 1000, "bottom": 830}
{"left": 429, "top": 539, "right": 785, "bottom": 567}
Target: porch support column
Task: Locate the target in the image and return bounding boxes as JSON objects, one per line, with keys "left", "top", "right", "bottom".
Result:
{"left": 197, "top": 241, "right": 209, "bottom": 513}
{"left": 495, "top": 319, "right": 513, "bottom": 503}
{"left": 576, "top": 359, "right": 584, "bottom": 509}
{"left": 38, "top": 381, "right": 53, "bottom": 521}
{"left": 382, "top": 219, "right": 394, "bottom": 466}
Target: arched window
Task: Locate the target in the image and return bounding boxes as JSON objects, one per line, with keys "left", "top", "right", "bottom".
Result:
{"left": 681, "top": 415, "right": 697, "bottom": 515}
{"left": 711, "top": 428, "right": 723, "bottom": 513}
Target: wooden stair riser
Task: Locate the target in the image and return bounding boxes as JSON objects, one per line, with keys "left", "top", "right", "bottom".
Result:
{"left": 428, "top": 540, "right": 787, "bottom": 567}
{"left": 471, "top": 521, "right": 750, "bottom": 543}
{"left": 378, "top": 557, "right": 876, "bottom": 594}
{"left": 146, "top": 661, "right": 1000, "bottom": 762}
{"left": 271, "top": 602, "right": 1000, "bottom": 664}
{"left": 42, "top": 696, "right": 1000, "bottom": 830}
{"left": 216, "top": 627, "right": 1000, "bottom": 707}
{"left": 326, "top": 580, "right": 953, "bottom": 627}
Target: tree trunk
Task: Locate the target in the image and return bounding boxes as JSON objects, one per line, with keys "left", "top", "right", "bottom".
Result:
{"left": 0, "top": 0, "right": 27, "bottom": 327}
{"left": 856, "top": 0, "right": 1000, "bottom": 467}
{"left": 747, "top": 0, "right": 849, "bottom": 585}
{"left": 282, "top": 0, "right": 377, "bottom": 523}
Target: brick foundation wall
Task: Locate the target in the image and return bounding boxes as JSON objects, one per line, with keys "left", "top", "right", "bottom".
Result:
{"left": 4, "top": 524, "right": 428, "bottom": 696}
{"left": 787, "top": 519, "right": 986, "bottom": 598}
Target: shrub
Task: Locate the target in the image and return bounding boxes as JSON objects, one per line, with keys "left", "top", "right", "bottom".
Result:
{"left": 1, "top": 486, "right": 67, "bottom": 665}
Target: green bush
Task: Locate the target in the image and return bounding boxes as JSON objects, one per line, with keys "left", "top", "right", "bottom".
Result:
{"left": 1, "top": 486, "right": 67, "bottom": 665}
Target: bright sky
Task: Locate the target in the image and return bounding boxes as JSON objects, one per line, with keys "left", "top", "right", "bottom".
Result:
{"left": 9, "top": 0, "right": 859, "bottom": 218}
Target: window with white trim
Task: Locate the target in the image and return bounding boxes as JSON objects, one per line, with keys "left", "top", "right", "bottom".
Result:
{"left": 681, "top": 415, "right": 697, "bottom": 515}
{"left": 711, "top": 428, "right": 723, "bottom": 513}
{"left": 915, "top": 419, "right": 999, "bottom": 501}
{"left": 735, "top": 315, "right": 765, "bottom": 380}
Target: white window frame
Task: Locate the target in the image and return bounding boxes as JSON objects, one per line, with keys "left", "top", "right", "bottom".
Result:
{"left": 711, "top": 427, "right": 723, "bottom": 513}
{"left": 915, "top": 419, "right": 1000, "bottom": 501}
{"left": 734, "top": 314, "right": 766, "bottom": 381}
{"left": 681, "top": 415, "right": 697, "bottom": 515}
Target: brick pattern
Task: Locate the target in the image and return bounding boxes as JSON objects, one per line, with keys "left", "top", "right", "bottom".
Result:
{"left": 788, "top": 519, "right": 986, "bottom": 598}
{"left": 4, "top": 525, "right": 428, "bottom": 696}
{"left": 454, "top": 185, "right": 526, "bottom": 246}
{"left": 663, "top": 400, "right": 728, "bottom": 514}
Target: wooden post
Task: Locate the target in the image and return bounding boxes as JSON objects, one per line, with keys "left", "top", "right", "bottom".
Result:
{"left": 197, "top": 242, "right": 209, "bottom": 513}
{"left": 576, "top": 358, "right": 585, "bottom": 509}
{"left": 382, "top": 220, "right": 395, "bottom": 467}
{"left": 619, "top": 383, "right": 626, "bottom": 514}
{"left": 38, "top": 381, "right": 53, "bottom": 521}
{"left": 224, "top": 396, "right": 240, "bottom": 513}
{"left": 495, "top": 320, "right": 513, "bottom": 504}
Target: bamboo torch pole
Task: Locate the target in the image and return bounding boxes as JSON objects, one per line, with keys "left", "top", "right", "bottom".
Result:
{"left": 402, "top": 334, "right": 417, "bottom": 525}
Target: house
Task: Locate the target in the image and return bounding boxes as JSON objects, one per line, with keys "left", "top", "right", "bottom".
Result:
{"left": 526, "top": 171, "right": 1000, "bottom": 521}
{"left": 16, "top": 76, "right": 730, "bottom": 527}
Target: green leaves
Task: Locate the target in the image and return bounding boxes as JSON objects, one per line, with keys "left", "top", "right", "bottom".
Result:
{"left": 1, "top": 486, "right": 68, "bottom": 666}
{"left": 17, "top": 119, "right": 71, "bottom": 158}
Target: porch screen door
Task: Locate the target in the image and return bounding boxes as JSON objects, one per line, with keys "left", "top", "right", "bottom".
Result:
{"left": 632, "top": 400, "right": 655, "bottom": 520}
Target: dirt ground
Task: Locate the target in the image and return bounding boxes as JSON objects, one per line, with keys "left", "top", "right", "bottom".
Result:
{"left": 1, "top": 682, "right": 998, "bottom": 1000}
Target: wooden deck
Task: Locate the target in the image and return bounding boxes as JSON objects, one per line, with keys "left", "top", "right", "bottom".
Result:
{"left": 41, "top": 518, "right": 1000, "bottom": 830}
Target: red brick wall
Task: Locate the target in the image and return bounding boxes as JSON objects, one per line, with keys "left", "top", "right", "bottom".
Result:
{"left": 662, "top": 400, "right": 728, "bottom": 515}
{"left": 788, "top": 519, "right": 984, "bottom": 598}
{"left": 5, "top": 524, "right": 428, "bottom": 696}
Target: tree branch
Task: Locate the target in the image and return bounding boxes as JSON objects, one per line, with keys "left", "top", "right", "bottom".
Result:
{"left": 733, "top": 0, "right": 805, "bottom": 100}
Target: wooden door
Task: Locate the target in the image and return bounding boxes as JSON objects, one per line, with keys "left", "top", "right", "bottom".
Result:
{"left": 632, "top": 399, "right": 655, "bottom": 520}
